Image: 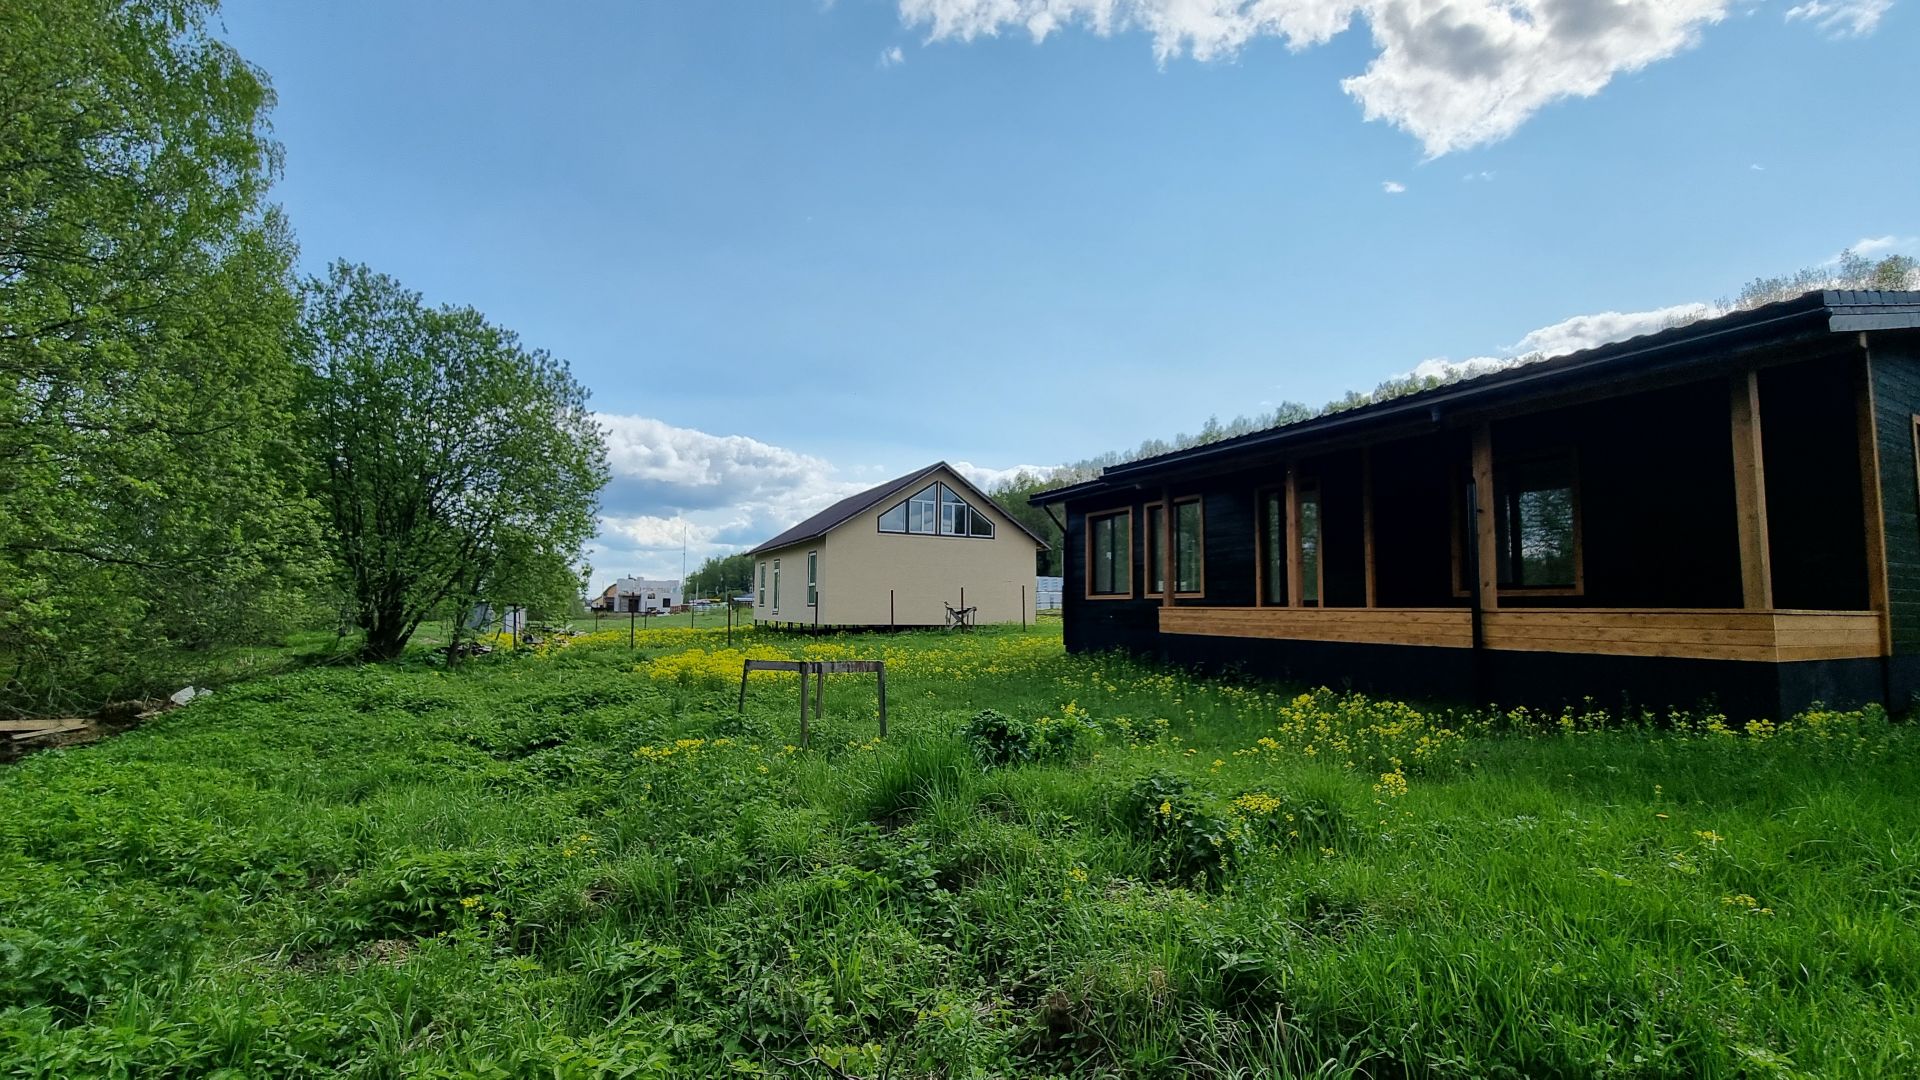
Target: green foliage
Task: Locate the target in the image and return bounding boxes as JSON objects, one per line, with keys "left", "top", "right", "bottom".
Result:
{"left": 960, "top": 706, "right": 1094, "bottom": 767}
{"left": 0, "top": 0, "right": 328, "bottom": 714}
{"left": 299, "top": 262, "right": 610, "bottom": 660}
{"left": 3, "top": 626, "right": 1919, "bottom": 1075}
{"left": 1120, "top": 772, "right": 1237, "bottom": 885}
{"left": 685, "top": 553, "right": 754, "bottom": 600}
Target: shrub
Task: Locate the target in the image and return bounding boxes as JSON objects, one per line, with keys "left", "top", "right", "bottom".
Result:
{"left": 1119, "top": 772, "right": 1236, "bottom": 885}
{"left": 961, "top": 705, "right": 1095, "bottom": 768}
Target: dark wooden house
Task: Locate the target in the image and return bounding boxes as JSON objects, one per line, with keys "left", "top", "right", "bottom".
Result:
{"left": 1032, "top": 291, "right": 1920, "bottom": 718}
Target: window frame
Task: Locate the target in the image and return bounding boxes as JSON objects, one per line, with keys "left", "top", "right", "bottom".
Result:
{"left": 1084, "top": 507, "right": 1135, "bottom": 600}
{"left": 772, "top": 558, "right": 781, "bottom": 613}
{"left": 807, "top": 550, "right": 818, "bottom": 607}
{"left": 1255, "top": 486, "right": 1287, "bottom": 606}
{"left": 1450, "top": 447, "right": 1585, "bottom": 597}
{"left": 1174, "top": 495, "right": 1205, "bottom": 598}
{"left": 1297, "top": 481, "right": 1323, "bottom": 607}
{"left": 1144, "top": 501, "right": 1167, "bottom": 598}
{"left": 1911, "top": 415, "right": 1920, "bottom": 524}
{"left": 876, "top": 479, "right": 998, "bottom": 540}
{"left": 757, "top": 562, "right": 766, "bottom": 607}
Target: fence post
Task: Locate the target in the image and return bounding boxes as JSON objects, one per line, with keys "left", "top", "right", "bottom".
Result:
{"left": 876, "top": 666, "right": 887, "bottom": 738}
{"left": 798, "top": 666, "right": 810, "bottom": 748}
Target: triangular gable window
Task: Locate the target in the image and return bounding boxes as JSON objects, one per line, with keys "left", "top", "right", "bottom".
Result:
{"left": 877, "top": 479, "right": 995, "bottom": 538}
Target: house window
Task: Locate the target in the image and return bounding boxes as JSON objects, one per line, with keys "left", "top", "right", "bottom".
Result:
{"left": 878, "top": 481, "right": 997, "bottom": 538}
{"left": 1299, "top": 484, "right": 1321, "bottom": 605}
{"left": 1456, "top": 451, "right": 1581, "bottom": 592}
{"left": 807, "top": 551, "right": 817, "bottom": 607}
{"left": 1496, "top": 456, "right": 1577, "bottom": 588}
{"left": 1175, "top": 497, "right": 1203, "bottom": 595}
{"left": 772, "top": 559, "right": 781, "bottom": 611}
{"left": 1259, "top": 490, "right": 1286, "bottom": 605}
{"left": 1087, "top": 509, "right": 1132, "bottom": 597}
{"left": 757, "top": 563, "right": 766, "bottom": 607}
{"left": 1145, "top": 503, "right": 1166, "bottom": 595}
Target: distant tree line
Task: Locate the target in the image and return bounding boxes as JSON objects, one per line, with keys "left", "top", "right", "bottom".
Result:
{"left": 685, "top": 553, "right": 755, "bottom": 600}
{"left": 1, "top": 0, "right": 607, "bottom": 714}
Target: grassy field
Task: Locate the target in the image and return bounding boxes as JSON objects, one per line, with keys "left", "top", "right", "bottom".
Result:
{"left": 2, "top": 625, "right": 1915, "bottom": 1077}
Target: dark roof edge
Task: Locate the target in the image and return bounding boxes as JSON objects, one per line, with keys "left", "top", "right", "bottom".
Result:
{"left": 1029, "top": 476, "right": 1112, "bottom": 507}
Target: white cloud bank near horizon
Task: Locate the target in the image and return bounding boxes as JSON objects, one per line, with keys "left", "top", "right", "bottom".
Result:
{"left": 893, "top": 0, "right": 1890, "bottom": 156}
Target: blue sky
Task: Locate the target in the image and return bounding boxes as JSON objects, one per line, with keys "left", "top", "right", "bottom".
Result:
{"left": 216, "top": 0, "right": 1915, "bottom": 588}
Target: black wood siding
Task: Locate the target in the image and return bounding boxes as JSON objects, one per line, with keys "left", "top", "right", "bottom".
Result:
{"left": 1872, "top": 334, "right": 1920, "bottom": 660}
{"left": 1760, "top": 356, "right": 1870, "bottom": 610}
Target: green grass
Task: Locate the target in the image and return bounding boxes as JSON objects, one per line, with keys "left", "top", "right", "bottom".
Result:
{"left": 2, "top": 625, "right": 1916, "bottom": 1077}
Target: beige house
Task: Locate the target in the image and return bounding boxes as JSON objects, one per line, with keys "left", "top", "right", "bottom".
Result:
{"left": 746, "top": 462, "right": 1047, "bottom": 628}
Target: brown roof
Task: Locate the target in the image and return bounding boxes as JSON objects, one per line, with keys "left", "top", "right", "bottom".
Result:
{"left": 746, "top": 461, "right": 1048, "bottom": 555}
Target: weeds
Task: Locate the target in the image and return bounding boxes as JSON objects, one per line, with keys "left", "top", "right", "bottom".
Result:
{"left": 2, "top": 624, "right": 1916, "bottom": 1076}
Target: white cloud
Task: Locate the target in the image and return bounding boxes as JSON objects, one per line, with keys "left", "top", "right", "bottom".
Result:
{"left": 1786, "top": 0, "right": 1892, "bottom": 37}
{"left": 1506, "top": 301, "right": 1712, "bottom": 357}
{"left": 879, "top": 44, "right": 907, "bottom": 67}
{"left": 1405, "top": 355, "right": 1508, "bottom": 381}
{"left": 1463, "top": 170, "right": 1495, "bottom": 181}
{"left": 1750, "top": 162, "right": 1765, "bottom": 171}
{"left": 898, "top": 1, "right": 1731, "bottom": 156}
{"left": 1394, "top": 300, "right": 1710, "bottom": 383}
{"left": 950, "top": 460, "right": 1062, "bottom": 490}
{"left": 1381, "top": 179, "right": 1406, "bottom": 193}
{"left": 1853, "top": 234, "right": 1915, "bottom": 258}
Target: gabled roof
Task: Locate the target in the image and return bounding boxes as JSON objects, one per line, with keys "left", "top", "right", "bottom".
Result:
{"left": 1033, "top": 289, "right": 1920, "bottom": 505}
{"left": 747, "top": 461, "right": 1049, "bottom": 555}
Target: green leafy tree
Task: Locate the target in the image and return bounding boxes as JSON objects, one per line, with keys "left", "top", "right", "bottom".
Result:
{"left": 686, "top": 553, "right": 754, "bottom": 600}
{"left": 987, "top": 472, "right": 1069, "bottom": 576}
{"left": 300, "top": 262, "right": 609, "bottom": 660}
{"left": 1, "top": 0, "right": 324, "bottom": 714}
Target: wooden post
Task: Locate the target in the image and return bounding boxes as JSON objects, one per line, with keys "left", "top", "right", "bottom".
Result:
{"left": 1021, "top": 584, "right": 1027, "bottom": 628}
{"left": 1729, "top": 370, "right": 1773, "bottom": 610}
{"left": 629, "top": 607, "right": 636, "bottom": 648}
{"left": 1162, "top": 486, "right": 1176, "bottom": 604}
{"left": 737, "top": 662, "right": 749, "bottom": 714}
{"left": 798, "top": 666, "right": 809, "bottom": 748}
{"left": 1362, "top": 447, "right": 1377, "bottom": 608}
{"left": 1471, "top": 423, "right": 1500, "bottom": 612}
{"left": 876, "top": 666, "right": 887, "bottom": 737}
{"left": 814, "top": 662, "right": 825, "bottom": 716}
{"left": 1856, "top": 346, "right": 1892, "bottom": 657}
{"left": 1284, "top": 464, "right": 1303, "bottom": 607}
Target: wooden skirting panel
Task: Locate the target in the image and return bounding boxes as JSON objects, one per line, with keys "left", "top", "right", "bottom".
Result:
{"left": 1158, "top": 607, "right": 1473, "bottom": 649}
{"left": 1480, "top": 609, "right": 1883, "bottom": 662}
{"left": 1159, "top": 607, "right": 1883, "bottom": 662}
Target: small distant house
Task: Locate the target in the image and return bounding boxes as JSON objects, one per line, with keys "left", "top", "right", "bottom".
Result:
{"left": 1034, "top": 290, "right": 1920, "bottom": 718}
{"left": 591, "top": 577, "right": 682, "bottom": 614}
{"left": 746, "top": 462, "right": 1048, "bottom": 628}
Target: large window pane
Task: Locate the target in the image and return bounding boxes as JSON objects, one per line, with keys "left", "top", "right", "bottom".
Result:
{"left": 1145, "top": 504, "right": 1166, "bottom": 595}
{"left": 1299, "top": 489, "right": 1320, "bottom": 605}
{"left": 1261, "top": 492, "right": 1286, "bottom": 604}
{"left": 1176, "top": 500, "right": 1202, "bottom": 594}
{"left": 1496, "top": 457, "right": 1576, "bottom": 587}
{"left": 1089, "top": 511, "right": 1131, "bottom": 596}
{"left": 908, "top": 484, "right": 937, "bottom": 534}
{"left": 878, "top": 502, "right": 907, "bottom": 532}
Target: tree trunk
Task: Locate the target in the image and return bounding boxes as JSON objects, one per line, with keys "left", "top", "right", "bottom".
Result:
{"left": 360, "top": 607, "right": 412, "bottom": 661}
